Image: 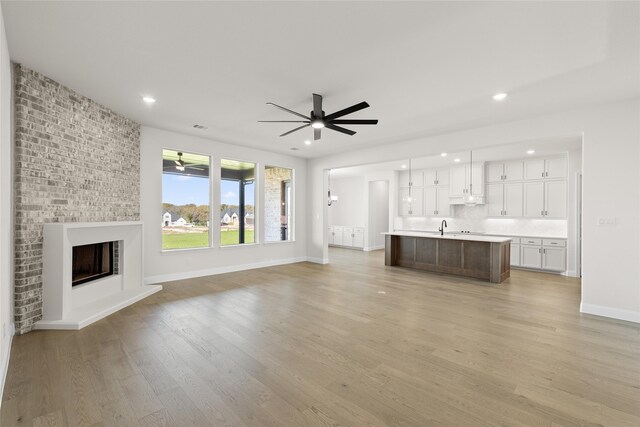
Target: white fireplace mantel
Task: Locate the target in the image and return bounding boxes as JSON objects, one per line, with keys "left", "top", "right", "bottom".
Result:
{"left": 36, "top": 221, "right": 162, "bottom": 330}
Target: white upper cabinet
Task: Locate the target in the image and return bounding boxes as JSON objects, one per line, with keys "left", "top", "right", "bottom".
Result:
{"left": 487, "top": 182, "right": 523, "bottom": 217}
{"left": 487, "top": 160, "right": 523, "bottom": 182}
{"left": 545, "top": 157, "right": 568, "bottom": 179}
{"left": 423, "top": 186, "right": 450, "bottom": 217}
{"left": 436, "top": 187, "right": 451, "bottom": 216}
{"left": 524, "top": 180, "right": 566, "bottom": 218}
{"left": 523, "top": 156, "right": 567, "bottom": 180}
{"left": 449, "top": 163, "right": 484, "bottom": 199}
{"left": 398, "top": 187, "right": 423, "bottom": 216}
{"left": 398, "top": 170, "right": 424, "bottom": 187}
{"left": 423, "top": 168, "right": 449, "bottom": 186}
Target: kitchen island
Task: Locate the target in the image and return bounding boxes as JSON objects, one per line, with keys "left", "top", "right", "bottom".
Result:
{"left": 384, "top": 231, "right": 511, "bottom": 283}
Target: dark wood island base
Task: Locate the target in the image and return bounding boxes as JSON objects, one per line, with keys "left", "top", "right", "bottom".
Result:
{"left": 385, "top": 233, "right": 511, "bottom": 283}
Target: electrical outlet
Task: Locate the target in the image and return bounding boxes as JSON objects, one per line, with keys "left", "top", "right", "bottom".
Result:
{"left": 597, "top": 217, "right": 617, "bottom": 226}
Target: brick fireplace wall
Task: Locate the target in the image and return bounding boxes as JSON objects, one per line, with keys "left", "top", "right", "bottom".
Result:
{"left": 13, "top": 64, "right": 140, "bottom": 333}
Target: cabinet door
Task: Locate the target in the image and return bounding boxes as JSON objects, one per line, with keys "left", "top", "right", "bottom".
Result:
{"left": 398, "top": 171, "right": 411, "bottom": 187}
{"left": 399, "top": 188, "right": 423, "bottom": 216}
{"left": 503, "top": 160, "right": 524, "bottom": 182}
{"left": 523, "top": 182, "right": 545, "bottom": 217}
{"left": 436, "top": 168, "right": 449, "bottom": 186}
{"left": 352, "top": 228, "right": 365, "bottom": 249}
{"left": 423, "top": 186, "right": 437, "bottom": 216}
{"left": 328, "top": 227, "right": 335, "bottom": 245}
{"left": 486, "top": 163, "right": 504, "bottom": 183}
{"left": 342, "top": 227, "right": 354, "bottom": 247}
{"left": 449, "top": 166, "right": 467, "bottom": 197}
{"left": 503, "top": 183, "right": 524, "bottom": 217}
{"left": 436, "top": 187, "right": 450, "bottom": 216}
{"left": 545, "top": 157, "right": 567, "bottom": 179}
{"left": 333, "top": 226, "right": 344, "bottom": 246}
{"left": 510, "top": 243, "right": 521, "bottom": 267}
{"left": 485, "top": 183, "right": 504, "bottom": 217}
{"left": 542, "top": 247, "right": 566, "bottom": 271}
{"left": 423, "top": 169, "right": 438, "bottom": 186}
{"left": 521, "top": 245, "right": 542, "bottom": 268}
{"left": 524, "top": 158, "right": 545, "bottom": 180}
{"left": 544, "top": 180, "right": 567, "bottom": 218}
{"left": 470, "top": 163, "right": 484, "bottom": 196}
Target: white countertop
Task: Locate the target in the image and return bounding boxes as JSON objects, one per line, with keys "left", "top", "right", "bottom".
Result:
{"left": 394, "top": 230, "right": 567, "bottom": 240}
{"left": 384, "top": 231, "right": 511, "bottom": 243}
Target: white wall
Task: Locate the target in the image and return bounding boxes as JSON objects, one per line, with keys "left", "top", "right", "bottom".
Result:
{"left": 328, "top": 176, "right": 366, "bottom": 227}
{"left": 0, "top": 3, "right": 13, "bottom": 403}
{"left": 367, "top": 180, "right": 389, "bottom": 250}
{"left": 308, "top": 98, "right": 640, "bottom": 323}
{"left": 140, "top": 127, "right": 308, "bottom": 283}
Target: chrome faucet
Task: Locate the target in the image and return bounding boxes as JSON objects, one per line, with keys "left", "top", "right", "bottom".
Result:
{"left": 439, "top": 219, "right": 447, "bottom": 236}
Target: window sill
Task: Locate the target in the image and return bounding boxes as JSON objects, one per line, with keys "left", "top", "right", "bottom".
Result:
{"left": 220, "top": 242, "right": 259, "bottom": 248}
{"left": 161, "top": 246, "right": 213, "bottom": 255}
{"left": 263, "top": 240, "right": 296, "bottom": 245}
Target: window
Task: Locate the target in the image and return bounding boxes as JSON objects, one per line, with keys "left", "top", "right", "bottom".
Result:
{"left": 220, "top": 159, "right": 255, "bottom": 246}
{"left": 264, "top": 166, "right": 293, "bottom": 242}
{"left": 162, "top": 149, "right": 210, "bottom": 250}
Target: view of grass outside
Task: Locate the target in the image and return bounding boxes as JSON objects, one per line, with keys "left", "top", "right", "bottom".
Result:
{"left": 162, "top": 149, "right": 210, "bottom": 251}
{"left": 162, "top": 229, "right": 256, "bottom": 249}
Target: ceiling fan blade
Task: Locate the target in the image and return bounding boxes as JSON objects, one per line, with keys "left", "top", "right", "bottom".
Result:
{"left": 325, "top": 123, "right": 356, "bottom": 136}
{"left": 280, "top": 123, "right": 310, "bottom": 137}
{"left": 314, "top": 127, "right": 321, "bottom": 141}
{"left": 323, "top": 101, "right": 370, "bottom": 121}
{"left": 258, "top": 120, "right": 310, "bottom": 123}
{"left": 312, "top": 93, "right": 323, "bottom": 117}
{"left": 329, "top": 119, "right": 378, "bottom": 125}
{"left": 186, "top": 166, "right": 204, "bottom": 171}
{"left": 266, "top": 102, "right": 310, "bottom": 120}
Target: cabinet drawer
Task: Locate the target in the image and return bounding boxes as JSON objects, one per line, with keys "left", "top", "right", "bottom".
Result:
{"left": 543, "top": 239, "right": 566, "bottom": 247}
{"left": 521, "top": 238, "right": 542, "bottom": 246}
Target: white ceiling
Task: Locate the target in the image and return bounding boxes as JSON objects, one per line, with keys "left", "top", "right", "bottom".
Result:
{"left": 3, "top": 1, "right": 639, "bottom": 159}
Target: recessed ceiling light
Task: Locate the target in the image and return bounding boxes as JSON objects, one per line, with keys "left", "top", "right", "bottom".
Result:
{"left": 304, "top": 140, "right": 312, "bottom": 145}
{"left": 526, "top": 149, "right": 535, "bottom": 154}
{"left": 441, "top": 153, "right": 447, "bottom": 157}
{"left": 142, "top": 96, "right": 156, "bottom": 104}
{"left": 454, "top": 158, "right": 461, "bottom": 163}
{"left": 401, "top": 164, "right": 407, "bottom": 169}
{"left": 493, "top": 92, "right": 508, "bottom": 101}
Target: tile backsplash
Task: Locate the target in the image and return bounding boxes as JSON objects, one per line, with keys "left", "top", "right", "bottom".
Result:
{"left": 394, "top": 204, "right": 567, "bottom": 237}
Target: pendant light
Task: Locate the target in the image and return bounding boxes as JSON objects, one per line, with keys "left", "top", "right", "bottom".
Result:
{"left": 463, "top": 150, "right": 478, "bottom": 206}
{"left": 327, "top": 169, "right": 338, "bottom": 206}
{"left": 402, "top": 159, "right": 414, "bottom": 215}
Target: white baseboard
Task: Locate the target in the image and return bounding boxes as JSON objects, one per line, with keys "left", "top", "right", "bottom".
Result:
{"left": 306, "top": 257, "right": 328, "bottom": 264}
{"left": 364, "top": 245, "right": 384, "bottom": 252}
{"left": 580, "top": 302, "right": 640, "bottom": 324}
{"left": 145, "top": 257, "right": 309, "bottom": 284}
{"left": 0, "top": 322, "right": 15, "bottom": 408}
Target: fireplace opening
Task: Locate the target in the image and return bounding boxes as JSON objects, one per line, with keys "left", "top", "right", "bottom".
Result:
{"left": 72, "top": 241, "right": 114, "bottom": 287}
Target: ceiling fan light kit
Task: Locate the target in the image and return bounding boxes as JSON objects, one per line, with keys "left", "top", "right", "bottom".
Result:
{"left": 259, "top": 93, "right": 378, "bottom": 141}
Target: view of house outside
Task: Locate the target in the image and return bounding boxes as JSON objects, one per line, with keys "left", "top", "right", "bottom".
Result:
{"left": 162, "top": 149, "right": 210, "bottom": 250}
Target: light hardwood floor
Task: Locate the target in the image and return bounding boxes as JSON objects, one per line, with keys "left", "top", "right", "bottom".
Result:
{"left": 2, "top": 248, "right": 639, "bottom": 426}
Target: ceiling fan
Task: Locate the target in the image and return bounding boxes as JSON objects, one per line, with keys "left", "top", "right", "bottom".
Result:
{"left": 259, "top": 93, "right": 378, "bottom": 141}
{"left": 163, "top": 152, "right": 205, "bottom": 172}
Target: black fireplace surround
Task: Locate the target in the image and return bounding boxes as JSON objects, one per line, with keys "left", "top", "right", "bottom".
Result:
{"left": 71, "top": 241, "right": 114, "bottom": 286}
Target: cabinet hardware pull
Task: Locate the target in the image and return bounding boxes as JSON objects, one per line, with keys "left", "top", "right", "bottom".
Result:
{"left": 539, "top": 248, "right": 541, "bottom": 253}
{"left": 545, "top": 171, "right": 548, "bottom": 177}
{"left": 551, "top": 242, "right": 557, "bottom": 244}
{"left": 545, "top": 210, "right": 548, "bottom": 216}
{"left": 541, "top": 210, "right": 544, "bottom": 215}
{"left": 541, "top": 172, "right": 544, "bottom": 177}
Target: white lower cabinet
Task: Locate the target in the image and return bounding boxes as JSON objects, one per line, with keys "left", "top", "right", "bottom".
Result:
{"left": 510, "top": 243, "right": 521, "bottom": 267}
{"left": 514, "top": 237, "right": 566, "bottom": 272}
{"left": 329, "top": 226, "right": 364, "bottom": 249}
{"left": 520, "top": 244, "right": 543, "bottom": 269}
